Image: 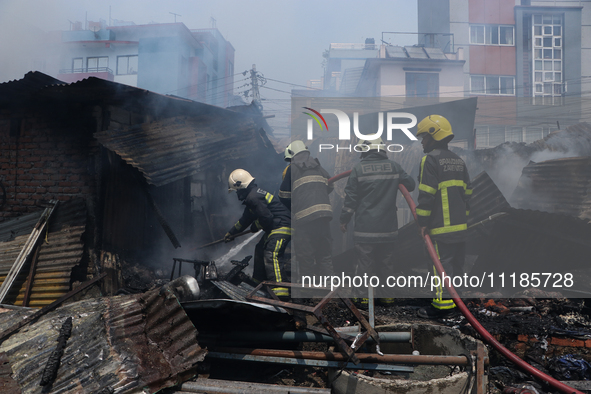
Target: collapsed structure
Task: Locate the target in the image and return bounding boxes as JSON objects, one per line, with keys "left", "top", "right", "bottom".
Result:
{"left": 1, "top": 73, "right": 591, "bottom": 393}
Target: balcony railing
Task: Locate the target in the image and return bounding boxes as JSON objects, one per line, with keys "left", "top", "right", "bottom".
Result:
{"left": 59, "top": 67, "right": 114, "bottom": 75}
{"left": 330, "top": 43, "right": 376, "bottom": 50}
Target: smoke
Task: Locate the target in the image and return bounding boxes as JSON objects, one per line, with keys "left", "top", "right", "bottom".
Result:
{"left": 482, "top": 145, "right": 531, "bottom": 200}
{"left": 530, "top": 149, "right": 580, "bottom": 163}
{"left": 467, "top": 127, "right": 591, "bottom": 206}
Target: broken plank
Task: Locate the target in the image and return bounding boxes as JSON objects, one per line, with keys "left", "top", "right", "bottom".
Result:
{"left": 0, "top": 201, "right": 58, "bottom": 303}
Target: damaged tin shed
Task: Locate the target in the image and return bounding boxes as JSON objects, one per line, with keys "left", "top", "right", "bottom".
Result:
{"left": 0, "top": 71, "right": 280, "bottom": 303}
{"left": 0, "top": 286, "right": 205, "bottom": 393}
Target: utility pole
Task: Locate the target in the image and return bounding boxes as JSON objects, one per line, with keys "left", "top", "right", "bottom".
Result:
{"left": 170, "top": 12, "right": 181, "bottom": 23}
{"left": 250, "top": 64, "right": 262, "bottom": 111}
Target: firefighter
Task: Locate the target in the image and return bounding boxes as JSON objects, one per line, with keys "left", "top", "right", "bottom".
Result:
{"left": 414, "top": 115, "right": 472, "bottom": 319}
{"left": 287, "top": 140, "right": 334, "bottom": 281}
{"left": 225, "top": 169, "right": 292, "bottom": 298}
{"left": 340, "top": 137, "right": 415, "bottom": 305}
{"left": 278, "top": 144, "right": 293, "bottom": 210}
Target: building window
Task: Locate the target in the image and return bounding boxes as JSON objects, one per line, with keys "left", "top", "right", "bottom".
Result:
{"left": 72, "top": 58, "right": 83, "bottom": 72}
{"left": 87, "top": 56, "right": 109, "bottom": 72}
{"left": 506, "top": 127, "right": 523, "bottom": 142}
{"left": 116, "top": 55, "right": 138, "bottom": 75}
{"left": 532, "top": 14, "right": 563, "bottom": 98}
{"left": 470, "top": 25, "right": 514, "bottom": 45}
{"left": 470, "top": 75, "right": 515, "bottom": 95}
{"left": 406, "top": 72, "right": 439, "bottom": 98}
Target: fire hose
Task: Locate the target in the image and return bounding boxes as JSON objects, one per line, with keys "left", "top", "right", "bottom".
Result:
{"left": 328, "top": 170, "right": 582, "bottom": 394}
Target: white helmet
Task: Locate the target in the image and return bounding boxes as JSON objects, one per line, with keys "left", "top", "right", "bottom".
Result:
{"left": 284, "top": 140, "right": 308, "bottom": 161}
{"left": 228, "top": 169, "right": 254, "bottom": 193}
{"left": 358, "top": 137, "right": 385, "bottom": 152}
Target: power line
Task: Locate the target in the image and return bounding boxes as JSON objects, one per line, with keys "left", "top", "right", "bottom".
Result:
{"left": 264, "top": 77, "right": 323, "bottom": 90}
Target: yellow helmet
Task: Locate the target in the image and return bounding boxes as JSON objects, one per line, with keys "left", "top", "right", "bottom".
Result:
{"left": 358, "top": 137, "right": 385, "bottom": 152}
{"left": 416, "top": 115, "right": 454, "bottom": 142}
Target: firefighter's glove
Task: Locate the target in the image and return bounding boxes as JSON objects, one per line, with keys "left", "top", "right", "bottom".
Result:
{"left": 224, "top": 232, "right": 233, "bottom": 243}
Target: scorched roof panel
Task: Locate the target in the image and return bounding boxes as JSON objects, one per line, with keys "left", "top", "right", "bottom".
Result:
{"left": 0, "top": 288, "right": 205, "bottom": 393}
{"left": 94, "top": 115, "right": 264, "bottom": 186}
{"left": 511, "top": 157, "right": 591, "bottom": 221}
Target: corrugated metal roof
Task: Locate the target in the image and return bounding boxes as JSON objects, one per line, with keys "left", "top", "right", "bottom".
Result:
{"left": 0, "top": 199, "right": 87, "bottom": 307}
{"left": 0, "top": 72, "right": 242, "bottom": 122}
{"left": 0, "top": 211, "right": 43, "bottom": 243}
{"left": 468, "top": 171, "right": 511, "bottom": 224}
{"left": 0, "top": 72, "right": 65, "bottom": 106}
{"left": 94, "top": 115, "right": 267, "bottom": 186}
{"left": 511, "top": 157, "right": 591, "bottom": 221}
{"left": 0, "top": 288, "right": 205, "bottom": 393}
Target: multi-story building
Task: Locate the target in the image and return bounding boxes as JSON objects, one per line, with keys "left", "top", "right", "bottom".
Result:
{"left": 323, "top": 38, "right": 380, "bottom": 93}
{"left": 418, "top": 0, "right": 589, "bottom": 148}
{"left": 355, "top": 43, "right": 466, "bottom": 98}
{"left": 50, "top": 21, "right": 235, "bottom": 107}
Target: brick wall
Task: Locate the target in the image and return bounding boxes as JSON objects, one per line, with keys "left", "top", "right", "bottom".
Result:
{"left": 0, "top": 109, "right": 98, "bottom": 222}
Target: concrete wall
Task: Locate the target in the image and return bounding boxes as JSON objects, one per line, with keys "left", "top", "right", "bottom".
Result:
{"left": 378, "top": 61, "right": 465, "bottom": 98}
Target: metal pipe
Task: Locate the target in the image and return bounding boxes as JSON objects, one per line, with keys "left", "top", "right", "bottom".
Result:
{"left": 201, "top": 331, "right": 411, "bottom": 343}
{"left": 181, "top": 379, "right": 331, "bottom": 394}
{"left": 213, "top": 347, "right": 477, "bottom": 366}
{"left": 207, "top": 351, "right": 414, "bottom": 372}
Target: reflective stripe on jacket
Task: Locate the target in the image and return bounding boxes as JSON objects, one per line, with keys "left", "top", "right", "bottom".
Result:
{"left": 416, "top": 149, "right": 472, "bottom": 243}
{"left": 290, "top": 151, "right": 333, "bottom": 224}
{"left": 279, "top": 164, "right": 291, "bottom": 210}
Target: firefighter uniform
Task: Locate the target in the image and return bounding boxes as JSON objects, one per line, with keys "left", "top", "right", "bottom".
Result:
{"left": 340, "top": 141, "right": 415, "bottom": 303}
{"left": 290, "top": 148, "right": 334, "bottom": 279}
{"left": 278, "top": 164, "right": 291, "bottom": 210}
{"left": 227, "top": 177, "right": 292, "bottom": 298}
{"left": 415, "top": 115, "right": 472, "bottom": 313}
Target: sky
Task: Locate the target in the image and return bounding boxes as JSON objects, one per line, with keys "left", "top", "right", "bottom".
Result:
{"left": 0, "top": 0, "right": 418, "bottom": 136}
{"left": 0, "top": 0, "right": 417, "bottom": 90}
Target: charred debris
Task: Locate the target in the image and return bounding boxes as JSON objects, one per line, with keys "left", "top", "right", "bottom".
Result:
{"left": 0, "top": 74, "right": 591, "bottom": 393}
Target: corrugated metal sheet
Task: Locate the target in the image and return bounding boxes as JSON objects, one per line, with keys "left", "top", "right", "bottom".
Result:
{"left": 468, "top": 171, "right": 511, "bottom": 224}
{"left": 0, "top": 199, "right": 86, "bottom": 307}
{"left": 0, "top": 288, "right": 205, "bottom": 393}
{"left": 511, "top": 157, "right": 591, "bottom": 221}
{"left": 0, "top": 72, "right": 65, "bottom": 106}
{"left": 94, "top": 115, "right": 266, "bottom": 186}
{"left": 0, "top": 211, "right": 42, "bottom": 243}
{"left": 0, "top": 72, "right": 245, "bottom": 123}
